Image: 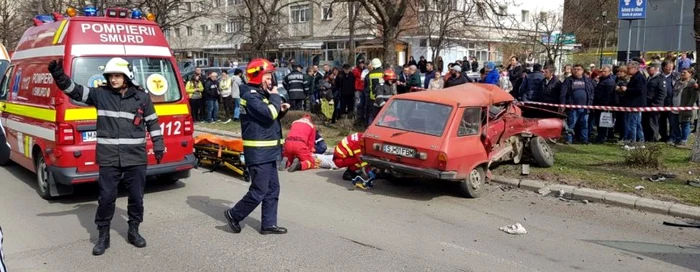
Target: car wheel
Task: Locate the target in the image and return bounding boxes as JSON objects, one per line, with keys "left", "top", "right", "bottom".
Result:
{"left": 530, "top": 136, "right": 555, "bottom": 168}
{"left": 459, "top": 167, "right": 485, "bottom": 198}
{"left": 35, "top": 155, "right": 54, "bottom": 200}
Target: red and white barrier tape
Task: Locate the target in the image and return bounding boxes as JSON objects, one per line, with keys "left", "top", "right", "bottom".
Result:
{"left": 520, "top": 101, "right": 700, "bottom": 112}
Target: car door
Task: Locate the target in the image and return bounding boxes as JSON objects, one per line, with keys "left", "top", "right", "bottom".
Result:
{"left": 0, "top": 65, "right": 14, "bottom": 161}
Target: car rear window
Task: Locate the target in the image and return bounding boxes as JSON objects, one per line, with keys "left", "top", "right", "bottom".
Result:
{"left": 376, "top": 99, "right": 453, "bottom": 136}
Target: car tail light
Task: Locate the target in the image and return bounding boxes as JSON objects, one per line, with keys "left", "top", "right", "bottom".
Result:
{"left": 183, "top": 115, "right": 193, "bottom": 135}
{"left": 438, "top": 152, "right": 448, "bottom": 169}
{"left": 57, "top": 123, "right": 75, "bottom": 145}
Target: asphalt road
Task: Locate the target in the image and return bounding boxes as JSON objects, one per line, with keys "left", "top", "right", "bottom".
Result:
{"left": 1, "top": 163, "right": 699, "bottom": 272}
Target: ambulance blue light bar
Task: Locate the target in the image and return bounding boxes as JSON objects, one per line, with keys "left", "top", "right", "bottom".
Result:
{"left": 131, "top": 9, "right": 143, "bottom": 19}
{"left": 32, "top": 15, "right": 54, "bottom": 26}
{"left": 83, "top": 6, "right": 98, "bottom": 16}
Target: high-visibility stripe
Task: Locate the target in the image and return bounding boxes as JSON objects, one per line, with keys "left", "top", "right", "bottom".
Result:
{"left": 64, "top": 104, "right": 188, "bottom": 121}
{"left": 52, "top": 20, "right": 69, "bottom": 44}
{"left": 315, "top": 137, "right": 324, "bottom": 143}
{"left": 3, "top": 103, "right": 55, "bottom": 122}
{"left": 341, "top": 138, "right": 354, "bottom": 156}
{"left": 24, "top": 135, "right": 30, "bottom": 158}
{"left": 4, "top": 119, "right": 55, "bottom": 141}
{"left": 149, "top": 129, "right": 162, "bottom": 137}
{"left": 243, "top": 140, "right": 280, "bottom": 147}
{"left": 353, "top": 149, "right": 361, "bottom": 154}
{"left": 124, "top": 45, "right": 172, "bottom": 57}
{"left": 240, "top": 99, "right": 247, "bottom": 106}
{"left": 334, "top": 146, "right": 346, "bottom": 158}
{"left": 97, "top": 110, "right": 136, "bottom": 120}
{"left": 69, "top": 44, "right": 173, "bottom": 57}
{"left": 144, "top": 113, "right": 158, "bottom": 122}
{"left": 268, "top": 104, "right": 279, "bottom": 119}
{"left": 12, "top": 45, "right": 65, "bottom": 60}
{"left": 97, "top": 137, "right": 146, "bottom": 145}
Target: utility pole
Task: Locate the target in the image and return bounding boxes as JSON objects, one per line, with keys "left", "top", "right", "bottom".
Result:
{"left": 598, "top": 10, "right": 607, "bottom": 67}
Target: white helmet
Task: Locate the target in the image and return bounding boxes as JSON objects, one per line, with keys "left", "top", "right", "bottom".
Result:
{"left": 103, "top": 57, "right": 135, "bottom": 85}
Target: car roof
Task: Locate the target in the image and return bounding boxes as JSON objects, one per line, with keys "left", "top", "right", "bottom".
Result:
{"left": 396, "top": 83, "right": 514, "bottom": 107}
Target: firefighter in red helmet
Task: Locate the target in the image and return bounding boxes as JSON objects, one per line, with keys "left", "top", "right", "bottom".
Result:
{"left": 224, "top": 58, "right": 291, "bottom": 235}
{"left": 372, "top": 69, "right": 398, "bottom": 116}
{"left": 279, "top": 113, "right": 317, "bottom": 172}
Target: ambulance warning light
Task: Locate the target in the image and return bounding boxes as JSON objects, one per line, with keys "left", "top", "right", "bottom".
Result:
{"left": 131, "top": 9, "right": 143, "bottom": 19}
{"left": 83, "top": 6, "right": 98, "bottom": 16}
{"left": 146, "top": 13, "right": 156, "bottom": 21}
{"left": 66, "top": 7, "right": 78, "bottom": 17}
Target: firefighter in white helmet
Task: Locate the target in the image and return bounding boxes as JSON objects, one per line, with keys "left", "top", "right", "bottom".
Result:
{"left": 48, "top": 57, "right": 164, "bottom": 256}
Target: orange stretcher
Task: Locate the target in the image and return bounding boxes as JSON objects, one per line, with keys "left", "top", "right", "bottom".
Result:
{"left": 194, "top": 133, "right": 249, "bottom": 182}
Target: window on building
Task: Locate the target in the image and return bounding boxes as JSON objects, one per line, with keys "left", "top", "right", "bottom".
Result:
{"left": 521, "top": 10, "right": 529, "bottom": 22}
{"left": 227, "top": 20, "right": 243, "bottom": 33}
{"left": 186, "top": 27, "right": 193, "bottom": 36}
{"left": 174, "top": 27, "right": 181, "bottom": 38}
{"left": 498, "top": 5, "right": 506, "bottom": 15}
{"left": 186, "top": 2, "right": 192, "bottom": 12}
{"left": 419, "top": 39, "right": 428, "bottom": 47}
{"left": 228, "top": 0, "right": 242, "bottom": 5}
{"left": 322, "top": 6, "right": 333, "bottom": 20}
{"left": 215, "top": 23, "right": 222, "bottom": 34}
{"left": 200, "top": 24, "right": 208, "bottom": 35}
{"left": 290, "top": 4, "right": 311, "bottom": 23}
{"left": 539, "top": 11, "right": 548, "bottom": 20}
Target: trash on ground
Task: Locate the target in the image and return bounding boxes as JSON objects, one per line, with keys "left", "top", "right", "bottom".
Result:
{"left": 500, "top": 185, "right": 514, "bottom": 192}
{"left": 557, "top": 189, "right": 565, "bottom": 198}
{"left": 537, "top": 187, "right": 551, "bottom": 196}
{"left": 622, "top": 145, "right": 646, "bottom": 151}
{"left": 687, "top": 180, "right": 700, "bottom": 188}
{"left": 635, "top": 185, "right": 645, "bottom": 190}
{"left": 499, "top": 223, "right": 527, "bottom": 235}
{"left": 648, "top": 172, "right": 676, "bottom": 182}
{"left": 521, "top": 164, "right": 530, "bottom": 175}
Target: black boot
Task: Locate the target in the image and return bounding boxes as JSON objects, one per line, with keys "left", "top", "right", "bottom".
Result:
{"left": 92, "top": 226, "right": 110, "bottom": 256}
{"left": 342, "top": 169, "right": 355, "bottom": 181}
{"left": 288, "top": 158, "right": 301, "bottom": 172}
{"left": 260, "top": 225, "right": 288, "bottom": 235}
{"left": 127, "top": 221, "right": 147, "bottom": 248}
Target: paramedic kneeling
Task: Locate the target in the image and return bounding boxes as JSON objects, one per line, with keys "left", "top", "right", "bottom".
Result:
{"left": 280, "top": 114, "right": 317, "bottom": 172}
{"left": 333, "top": 132, "right": 369, "bottom": 180}
{"left": 48, "top": 58, "right": 164, "bottom": 256}
{"left": 224, "top": 58, "right": 290, "bottom": 235}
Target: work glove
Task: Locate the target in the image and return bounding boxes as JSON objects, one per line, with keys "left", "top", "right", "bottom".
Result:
{"left": 47, "top": 59, "right": 72, "bottom": 91}
{"left": 155, "top": 151, "right": 164, "bottom": 164}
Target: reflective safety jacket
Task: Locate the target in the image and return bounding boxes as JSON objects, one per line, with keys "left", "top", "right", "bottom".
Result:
{"left": 285, "top": 117, "right": 316, "bottom": 150}
{"left": 333, "top": 132, "right": 366, "bottom": 169}
{"left": 58, "top": 80, "right": 164, "bottom": 167}
{"left": 364, "top": 69, "right": 384, "bottom": 101}
{"left": 240, "top": 84, "right": 286, "bottom": 165}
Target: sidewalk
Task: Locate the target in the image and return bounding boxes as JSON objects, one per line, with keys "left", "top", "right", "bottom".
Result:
{"left": 194, "top": 125, "right": 700, "bottom": 220}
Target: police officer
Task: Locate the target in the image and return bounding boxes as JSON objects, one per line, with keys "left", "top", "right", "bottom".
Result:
{"left": 224, "top": 58, "right": 290, "bottom": 235}
{"left": 48, "top": 58, "right": 164, "bottom": 256}
{"left": 283, "top": 64, "right": 307, "bottom": 110}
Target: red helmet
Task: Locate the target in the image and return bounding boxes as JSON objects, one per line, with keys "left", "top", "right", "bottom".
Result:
{"left": 383, "top": 69, "right": 397, "bottom": 81}
{"left": 246, "top": 58, "right": 275, "bottom": 85}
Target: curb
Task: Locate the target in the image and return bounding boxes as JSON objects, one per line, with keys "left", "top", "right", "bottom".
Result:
{"left": 491, "top": 176, "right": 700, "bottom": 220}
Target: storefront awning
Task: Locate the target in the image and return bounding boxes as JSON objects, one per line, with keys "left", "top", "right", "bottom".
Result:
{"left": 278, "top": 42, "right": 323, "bottom": 49}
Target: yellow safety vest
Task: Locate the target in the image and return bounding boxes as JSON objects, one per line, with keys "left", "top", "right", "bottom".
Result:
{"left": 368, "top": 71, "right": 384, "bottom": 101}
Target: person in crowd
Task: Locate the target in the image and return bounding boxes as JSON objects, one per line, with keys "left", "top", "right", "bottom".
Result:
{"left": 444, "top": 65, "right": 468, "bottom": 88}
{"left": 520, "top": 64, "right": 544, "bottom": 101}
{"left": 461, "top": 56, "right": 471, "bottom": 74}
{"left": 396, "top": 65, "right": 410, "bottom": 94}
{"left": 407, "top": 56, "right": 417, "bottom": 66}
{"left": 539, "top": 66, "right": 561, "bottom": 106}
{"left": 660, "top": 60, "right": 679, "bottom": 142}
{"left": 304, "top": 67, "right": 317, "bottom": 112}
{"left": 335, "top": 64, "right": 356, "bottom": 120}
{"left": 560, "top": 64, "right": 595, "bottom": 144}
{"left": 231, "top": 69, "right": 243, "bottom": 121}
{"left": 508, "top": 56, "right": 525, "bottom": 98}
{"left": 499, "top": 66, "right": 512, "bottom": 93}
{"left": 470, "top": 56, "right": 479, "bottom": 73}
{"left": 478, "top": 68, "right": 486, "bottom": 82}
{"left": 318, "top": 80, "right": 335, "bottom": 124}
{"left": 352, "top": 60, "right": 366, "bottom": 111}
{"left": 560, "top": 64, "right": 572, "bottom": 81}
{"left": 591, "top": 65, "right": 616, "bottom": 143}
{"left": 428, "top": 71, "right": 444, "bottom": 90}
{"left": 310, "top": 66, "right": 324, "bottom": 110}
{"left": 203, "top": 72, "right": 220, "bottom": 123}
{"left": 283, "top": 65, "right": 308, "bottom": 110}
{"left": 435, "top": 56, "right": 444, "bottom": 74}
{"left": 219, "top": 70, "right": 234, "bottom": 123}
{"left": 642, "top": 63, "right": 667, "bottom": 142}
{"left": 373, "top": 69, "right": 398, "bottom": 116}
{"left": 525, "top": 53, "right": 536, "bottom": 72}
{"left": 364, "top": 58, "right": 384, "bottom": 124}
{"left": 423, "top": 62, "right": 436, "bottom": 89}
{"left": 483, "top": 62, "right": 500, "bottom": 86}
{"left": 281, "top": 114, "right": 317, "bottom": 172}
{"left": 186, "top": 74, "right": 204, "bottom": 122}
{"left": 620, "top": 61, "right": 647, "bottom": 144}
{"left": 613, "top": 65, "right": 630, "bottom": 140}
{"left": 406, "top": 65, "right": 422, "bottom": 91}
{"left": 677, "top": 52, "right": 692, "bottom": 72}
{"left": 418, "top": 56, "right": 428, "bottom": 73}
{"left": 669, "top": 68, "right": 699, "bottom": 147}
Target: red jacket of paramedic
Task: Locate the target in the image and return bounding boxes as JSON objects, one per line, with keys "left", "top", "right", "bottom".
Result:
{"left": 287, "top": 117, "right": 316, "bottom": 150}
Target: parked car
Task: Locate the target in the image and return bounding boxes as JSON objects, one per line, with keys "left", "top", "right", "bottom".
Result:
{"left": 361, "top": 83, "right": 565, "bottom": 198}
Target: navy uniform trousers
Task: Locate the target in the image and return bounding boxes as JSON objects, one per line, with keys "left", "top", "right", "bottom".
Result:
{"left": 95, "top": 165, "right": 147, "bottom": 227}
{"left": 228, "top": 161, "right": 280, "bottom": 227}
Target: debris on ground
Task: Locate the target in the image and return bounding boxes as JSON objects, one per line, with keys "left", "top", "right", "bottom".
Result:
{"left": 499, "top": 223, "right": 527, "bottom": 235}
{"left": 687, "top": 180, "right": 700, "bottom": 188}
{"left": 500, "top": 185, "right": 514, "bottom": 192}
{"left": 635, "top": 185, "right": 645, "bottom": 190}
{"left": 662, "top": 221, "right": 700, "bottom": 228}
{"left": 648, "top": 172, "right": 677, "bottom": 182}
{"left": 557, "top": 189, "right": 566, "bottom": 198}
{"left": 521, "top": 164, "right": 530, "bottom": 176}
{"left": 581, "top": 200, "right": 589, "bottom": 204}
{"left": 537, "top": 187, "right": 551, "bottom": 196}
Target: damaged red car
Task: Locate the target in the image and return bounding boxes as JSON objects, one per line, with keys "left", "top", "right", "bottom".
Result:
{"left": 361, "top": 83, "right": 565, "bottom": 198}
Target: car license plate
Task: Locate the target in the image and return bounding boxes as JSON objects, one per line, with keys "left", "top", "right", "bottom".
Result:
{"left": 82, "top": 131, "right": 96, "bottom": 142}
{"left": 383, "top": 144, "right": 415, "bottom": 157}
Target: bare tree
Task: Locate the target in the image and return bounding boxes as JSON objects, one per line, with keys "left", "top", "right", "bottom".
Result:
{"left": 0, "top": 0, "right": 23, "bottom": 49}
{"left": 357, "top": 0, "right": 413, "bottom": 67}
{"left": 413, "top": 0, "right": 510, "bottom": 61}
{"left": 532, "top": 9, "right": 565, "bottom": 66}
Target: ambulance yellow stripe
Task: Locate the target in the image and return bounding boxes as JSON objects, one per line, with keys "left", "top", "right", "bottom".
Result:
{"left": 3, "top": 103, "right": 56, "bottom": 122}
{"left": 52, "top": 20, "right": 69, "bottom": 45}
{"left": 64, "top": 104, "right": 189, "bottom": 121}
{"left": 24, "top": 135, "right": 30, "bottom": 157}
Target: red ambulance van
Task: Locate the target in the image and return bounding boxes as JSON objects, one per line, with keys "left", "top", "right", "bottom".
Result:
{"left": 0, "top": 9, "right": 195, "bottom": 199}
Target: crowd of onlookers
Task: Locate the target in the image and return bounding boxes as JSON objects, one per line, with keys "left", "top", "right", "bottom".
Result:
{"left": 184, "top": 51, "right": 699, "bottom": 148}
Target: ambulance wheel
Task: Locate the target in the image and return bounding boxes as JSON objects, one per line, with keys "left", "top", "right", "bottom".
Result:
{"left": 458, "top": 167, "right": 484, "bottom": 199}
{"left": 35, "top": 155, "right": 55, "bottom": 200}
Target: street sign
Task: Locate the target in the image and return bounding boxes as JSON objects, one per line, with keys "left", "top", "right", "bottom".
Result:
{"left": 540, "top": 33, "right": 576, "bottom": 45}
{"left": 618, "top": 0, "right": 646, "bottom": 20}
